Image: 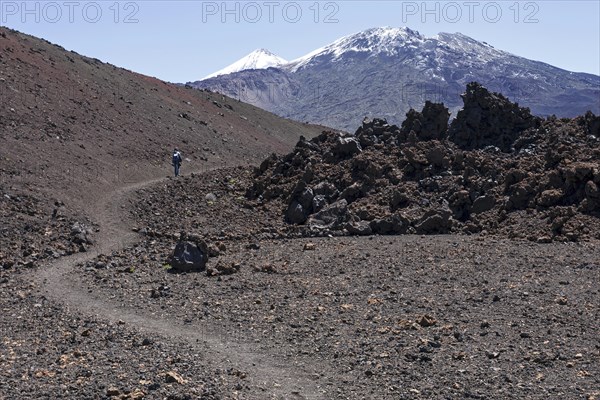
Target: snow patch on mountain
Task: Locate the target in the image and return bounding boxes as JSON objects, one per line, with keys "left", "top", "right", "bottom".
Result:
{"left": 284, "top": 27, "right": 516, "bottom": 73}
{"left": 203, "top": 49, "right": 287, "bottom": 80}
{"left": 286, "top": 27, "right": 426, "bottom": 72}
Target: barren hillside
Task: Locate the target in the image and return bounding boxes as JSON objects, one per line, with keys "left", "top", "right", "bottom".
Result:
{"left": 0, "top": 27, "right": 327, "bottom": 207}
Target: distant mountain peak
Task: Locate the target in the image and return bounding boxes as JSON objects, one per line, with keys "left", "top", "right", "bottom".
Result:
{"left": 285, "top": 27, "right": 512, "bottom": 72}
{"left": 286, "top": 26, "right": 427, "bottom": 71}
{"left": 203, "top": 48, "right": 287, "bottom": 80}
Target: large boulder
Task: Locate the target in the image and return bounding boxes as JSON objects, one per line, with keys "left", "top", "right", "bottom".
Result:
{"left": 333, "top": 137, "right": 362, "bottom": 158}
{"left": 285, "top": 183, "right": 315, "bottom": 224}
{"left": 414, "top": 209, "right": 452, "bottom": 234}
{"left": 583, "top": 180, "right": 600, "bottom": 212}
{"left": 313, "top": 181, "right": 338, "bottom": 199}
{"left": 339, "top": 182, "right": 364, "bottom": 202}
{"left": 506, "top": 182, "right": 536, "bottom": 210}
{"left": 537, "top": 189, "right": 563, "bottom": 208}
{"left": 312, "top": 195, "right": 328, "bottom": 213}
{"left": 307, "top": 199, "right": 349, "bottom": 230}
{"left": 390, "top": 190, "right": 410, "bottom": 210}
{"left": 471, "top": 195, "right": 496, "bottom": 214}
{"left": 355, "top": 117, "right": 399, "bottom": 147}
{"left": 346, "top": 220, "right": 373, "bottom": 236}
{"left": 286, "top": 200, "right": 307, "bottom": 224}
{"left": 369, "top": 214, "right": 410, "bottom": 235}
{"left": 582, "top": 111, "right": 600, "bottom": 137}
{"left": 170, "top": 240, "right": 208, "bottom": 272}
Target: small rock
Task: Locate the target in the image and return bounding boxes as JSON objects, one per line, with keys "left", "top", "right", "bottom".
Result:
{"left": 556, "top": 297, "right": 568, "bottom": 305}
{"left": 303, "top": 242, "right": 316, "bottom": 251}
{"left": 208, "top": 243, "right": 221, "bottom": 257}
{"left": 165, "top": 371, "right": 186, "bottom": 384}
{"left": 205, "top": 193, "right": 217, "bottom": 203}
{"left": 254, "top": 263, "right": 277, "bottom": 273}
{"left": 206, "top": 261, "right": 241, "bottom": 277}
{"left": 129, "top": 389, "right": 146, "bottom": 400}
{"left": 417, "top": 314, "right": 437, "bottom": 327}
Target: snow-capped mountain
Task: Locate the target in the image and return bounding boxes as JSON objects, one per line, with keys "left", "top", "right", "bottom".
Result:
{"left": 191, "top": 27, "right": 600, "bottom": 131}
{"left": 286, "top": 27, "right": 429, "bottom": 71}
{"left": 203, "top": 49, "right": 287, "bottom": 80}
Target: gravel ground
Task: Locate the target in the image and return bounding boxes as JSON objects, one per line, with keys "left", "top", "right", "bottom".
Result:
{"left": 69, "top": 167, "right": 600, "bottom": 399}
{"left": 2, "top": 167, "right": 598, "bottom": 399}
{"left": 0, "top": 268, "right": 249, "bottom": 400}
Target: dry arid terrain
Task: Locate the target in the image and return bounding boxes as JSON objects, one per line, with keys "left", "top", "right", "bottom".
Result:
{"left": 1, "top": 27, "right": 599, "bottom": 400}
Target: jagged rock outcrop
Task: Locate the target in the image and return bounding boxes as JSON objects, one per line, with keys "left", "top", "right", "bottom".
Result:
{"left": 355, "top": 117, "right": 399, "bottom": 147}
{"left": 248, "top": 84, "right": 600, "bottom": 242}
{"left": 448, "top": 82, "right": 542, "bottom": 152}
{"left": 400, "top": 101, "right": 450, "bottom": 142}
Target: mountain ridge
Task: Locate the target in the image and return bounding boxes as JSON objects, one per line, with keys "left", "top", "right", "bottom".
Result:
{"left": 192, "top": 26, "right": 600, "bottom": 131}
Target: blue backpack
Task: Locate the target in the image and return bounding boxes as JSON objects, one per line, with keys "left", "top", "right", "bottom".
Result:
{"left": 173, "top": 151, "right": 181, "bottom": 165}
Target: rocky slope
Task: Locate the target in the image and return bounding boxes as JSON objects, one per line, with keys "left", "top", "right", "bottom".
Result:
{"left": 191, "top": 27, "right": 600, "bottom": 131}
{"left": 46, "top": 152, "right": 599, "bottom": 399}
{"left": 0, "top": 26, "right": 327, "bottom": 271}
{"left": 122, "top": 84, "right": 600, "bottom": 245}
{"left": 0, "top": 27, "right": 326, "bottom": 203}
{"left": 247, "top": 82, "right": 600, "bottom": 242}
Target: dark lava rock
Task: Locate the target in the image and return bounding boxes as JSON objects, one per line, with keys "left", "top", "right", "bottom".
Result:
{"left": 245, "top": 83, "right": 599, "bottom": 242}
{"left": 307, "top": 199, "right": 349, "bottom": 230}
{"left": 170, "top": 240, "right": 208, "bottom": 273}
{"left": 400, "top": 101, "right": 450, "bottom": 142}
{"left": 471, "top": 195, "right": 496, "bottom": 214}
{"left": 333, "top": 136, "right": 362, "bottom": 158}
{"left": 448, "top": 82, "right": 542, "bottom": 152}
{"left": 286, "top": 201, "right": 308, "bottom": 224}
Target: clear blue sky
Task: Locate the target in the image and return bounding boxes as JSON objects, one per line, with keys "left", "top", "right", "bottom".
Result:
{"left": 1, "top": 1, "right": 599, "bottom": 82}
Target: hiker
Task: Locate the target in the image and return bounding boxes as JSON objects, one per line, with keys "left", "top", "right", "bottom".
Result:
{"left": 172, "top": 148, "right": 182, "bottom": 177}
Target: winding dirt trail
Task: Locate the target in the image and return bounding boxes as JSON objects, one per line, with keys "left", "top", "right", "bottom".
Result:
{"left": 35, "top": 173, "right": 326, "bottom": 400}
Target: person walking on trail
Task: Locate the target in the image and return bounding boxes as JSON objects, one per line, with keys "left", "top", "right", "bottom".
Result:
{"left": 172, "top": 148, "right": 182, "bottom": 177}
